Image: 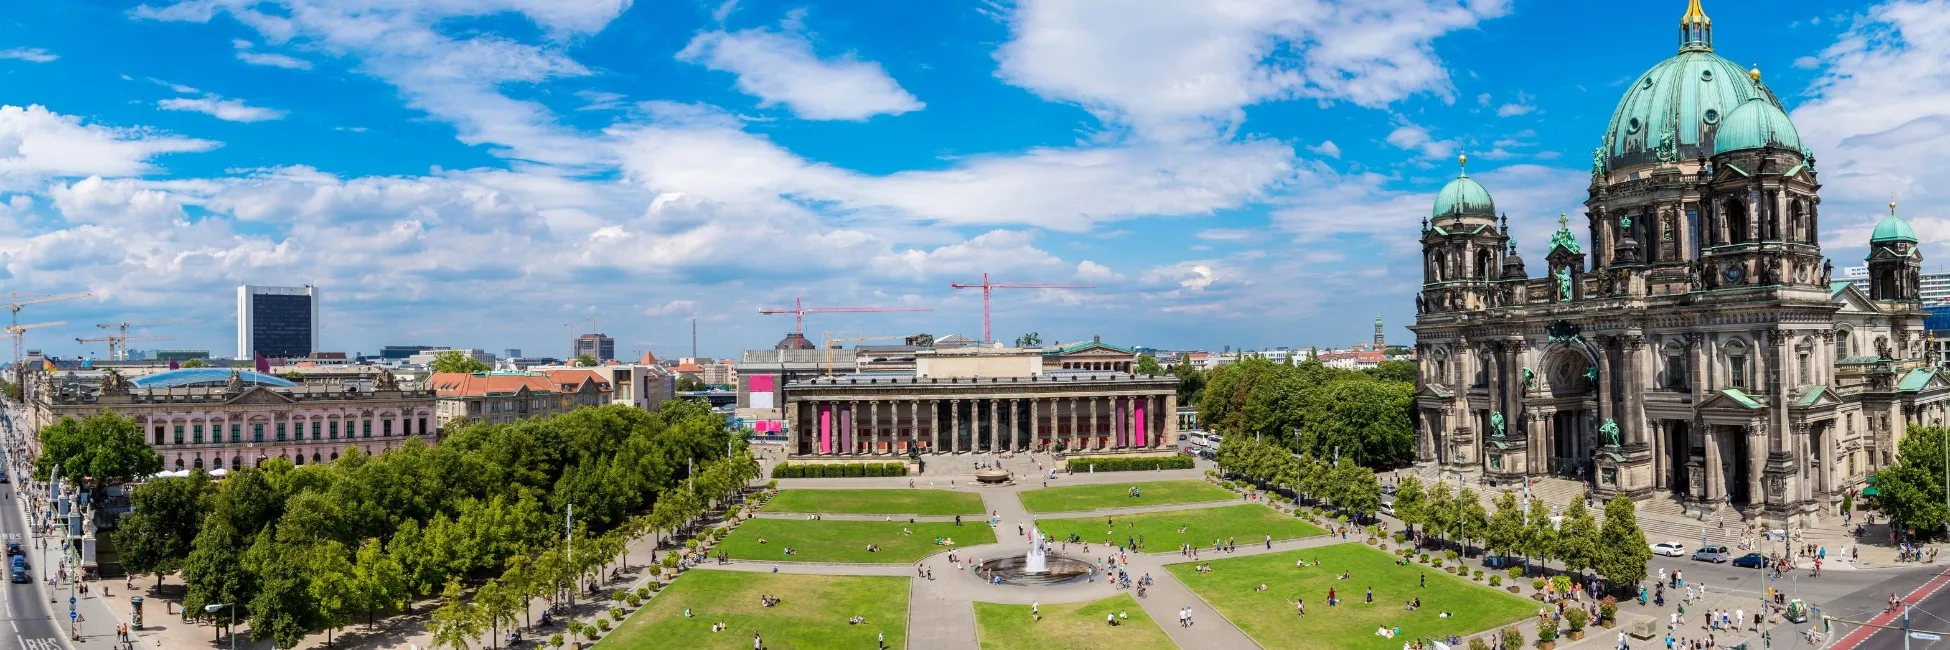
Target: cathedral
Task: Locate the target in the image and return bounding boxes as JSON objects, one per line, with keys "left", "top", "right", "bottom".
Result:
{"left": 1409, "top": 0, "right": 1950, "bottom": 526}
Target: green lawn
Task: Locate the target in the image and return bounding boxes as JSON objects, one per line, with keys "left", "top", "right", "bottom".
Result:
{"left": 603, "top": 570, "right": 907, "bottom": 650}
{"left": 1016, "top": 480, "right": 1234, "bottom": 514}
{"left": 716, "top": 518, "right": 996, "bottom": 564}
{"left": 762, "top": 489, "right": 986, "bottom": 516}
{"left": 1166, "top": 543, "right": 1533, "bottom": 649}
{"left": 1033, "top": 504, "right": 1325, "bottom": 553}
{"left": 973, "top": 594, "right": 1175, "bottom": 650}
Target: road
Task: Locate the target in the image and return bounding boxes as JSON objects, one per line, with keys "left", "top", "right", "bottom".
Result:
{"left": 1, "top": 472, "right": 69, "bottom": 650}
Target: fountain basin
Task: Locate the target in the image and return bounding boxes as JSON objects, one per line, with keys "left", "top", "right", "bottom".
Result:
{"left": 975, "top": 553, "right": 1094, "bottom": 587}
{"left": 974, "top": 469, "right": 1010, "bottom": 484}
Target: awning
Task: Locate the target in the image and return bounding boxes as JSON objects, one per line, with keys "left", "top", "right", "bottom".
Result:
{"left": 1861, "top": 486, "right": 1879, "bottom": 496}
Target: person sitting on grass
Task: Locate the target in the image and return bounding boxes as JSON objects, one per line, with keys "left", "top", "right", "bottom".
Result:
{"left": 902, "top": 528, "right": 912, "bottom": 536}
{"left": 1254, "top": 584, "right": 1268, "bottom": 592}
{"left": 1340, "top": 570, "right": 1351, "bottom": 580}
{"left": 783, "top": 547, "right": 796, "bottom": 556}
{"left": 849, "top": 615, "right": 865, "bottom": 625}
{"left": 757, "top": 537, "right": 768, "bottom": 544}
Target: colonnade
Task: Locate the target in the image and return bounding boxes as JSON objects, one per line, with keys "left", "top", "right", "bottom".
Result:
{"left": 793, "top": 393, "right": 1175, "bottom": 455}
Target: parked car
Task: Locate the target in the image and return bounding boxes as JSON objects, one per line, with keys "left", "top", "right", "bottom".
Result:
{"left": 1691, "top": 545, "right": 1731, "bottom": 563}
{"left": 1378, "top": 501, "right": 1395, "bottom": 517}
{"left": 1382, "top": 483, "right": 1398, "bottom": 495}
{"left": 1731, "top": 552, "right": 1771, "bottom": 568}
{"left": 8, "top": 568, "right": 26, "bottom": 584}
{"left": 1650, "top": 541, "right": 1687, "bottom": 557}
{"left": 3, "top": 542, "right": 20, "bottom": 557}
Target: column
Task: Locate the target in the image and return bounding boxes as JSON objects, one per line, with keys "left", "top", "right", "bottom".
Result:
{"left": 1595, "top": 337, "right": 1614, "bottom": 436}
{"left": 1005, "top": 399, "right": 1017, "bottom": 453}
{"left": 1068, "top": 397, "right": 1079, "bottom": 452}
{"left": 929, "top": 399, "right": 940, "bottom": 453}
{"left": 1625, "top": 336, "right": 1647, "bottom": 445}
{"left": 1162, "top": 394, "right": 1178, "bottom": 450}
{"left": 1748, "top": 420, "right": 1766, "bottom": 506}
{"left": 1031, "top": 398, "right": 1042, "bottom": 451}
{"left": 1702, "top": 423, "right": 1722, "bottom": 502}
{"left": 1088, "top": 397, "right": 1100, "bottom": 450}
{"left": 910, "top": 400, "right": 920, "bottom": 454}
{"left": 988, "top": 398, "right": 999, "bottom": 453}
{"left": 870, "top": 401, "right": 882, "bottom": 455}
{"left": 1125, "top": 397, "right": 1137, "bottom": 449}
{"left": 951, "top": 399, "right": 962, "bottom": 454}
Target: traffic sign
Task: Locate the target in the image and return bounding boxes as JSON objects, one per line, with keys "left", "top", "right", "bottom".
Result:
{"left": 69, "top": 611, "right": 75, "bottom": 620}
{"left": 1911, "top": 632, "right": 1943, "bottom": 641}
{"left": 69, "top": 596, "right": 75, "bottom": 605}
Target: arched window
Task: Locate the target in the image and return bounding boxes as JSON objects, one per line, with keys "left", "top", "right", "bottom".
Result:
{"left": 1724, "top": 200, "right": 1749, "bottom": 244}
{"left": 1725, "top": 340, "right": 1750, "bottom": 389}
{"left": 1475, "top": 249, "right": 1492, "bottom": 280}
{"left": 1837, "top": 328, "right": 1852, "bottom": 360}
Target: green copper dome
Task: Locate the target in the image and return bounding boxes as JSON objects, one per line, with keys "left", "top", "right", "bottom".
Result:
{"left": 1603, "top": 52, "right": 1779, "bottom": 168}
{"left": 1432, "top": 171, "right": 1495, "bottom": 220}
{"left": 1872, "top": 205, "right": 1918, "bottom": 244}
{"left": 1712, "top": 97, "right": 1802, "bottom": 156}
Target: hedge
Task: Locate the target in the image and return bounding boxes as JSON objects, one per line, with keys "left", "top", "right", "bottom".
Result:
{"left": 769, "top": 461, "right": 908, "bottom": 478}
{"left": 1064, "top": 455, "right": 1195, "bottom": 472}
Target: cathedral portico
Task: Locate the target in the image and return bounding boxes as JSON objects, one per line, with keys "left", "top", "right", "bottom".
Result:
{"left": 1409, "top": 0, "right": 1947, "bottom": 527}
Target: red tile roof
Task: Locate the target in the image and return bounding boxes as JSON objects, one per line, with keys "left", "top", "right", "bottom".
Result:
{"left": 538, "top": 369, "right": 612, "bottom": 393}
{"left": 429, "top": 373, "right": 557, "bottom": 397}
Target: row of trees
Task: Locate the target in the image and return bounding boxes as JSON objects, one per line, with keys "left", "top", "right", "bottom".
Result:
{"left": 1185, "top": 356, "right": 1417, "bottom": 468}
{"left": 1390, "top": 475, "right": 1651, "bottom": 587}
{"left": 1214, "top": 435, "right": 1382, "bottom": 519}
{"left": 70, "top": 400, "right": 753, "bottom": 649}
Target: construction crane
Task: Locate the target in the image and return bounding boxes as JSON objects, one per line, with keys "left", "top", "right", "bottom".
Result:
{"left": 77, "top": 335, "right": 173, "bottom": 361}
{"left": 759, "top": 297, "right": 931, "bottom": 336}
{"left": 96, "top": 318, "right": 203, "bottom": 360}
{"left": 948, "top": 273, "right": 1094, "bottom": 344}
{"left": 2, "top": 291, "right": 89, "bottom": 360}
{"left": 821, "top": 333, "right": 914, "bottom": 375}
{"left": 7, "top": 320, "right": 65, "bottom": 387}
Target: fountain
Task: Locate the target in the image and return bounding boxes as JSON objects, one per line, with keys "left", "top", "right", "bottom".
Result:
{"left": 1025, "top": 526, "right": 1048, "bottom": 574}
{"left": 975, "top": 525, "right": 1092, "bottom": 586}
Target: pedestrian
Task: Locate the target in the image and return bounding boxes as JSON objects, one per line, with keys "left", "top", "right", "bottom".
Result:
{"left": 1420, "top": 573, "right": 1426, "bottom": 588}
{"left": 1032, "top": 601, "right": 1039, "bottom": 622}
{"left": 1266, "top": 533, "right": 1272, "bottom": 549}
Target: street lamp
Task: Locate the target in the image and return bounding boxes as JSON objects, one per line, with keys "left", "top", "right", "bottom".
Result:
{"left": 205, "top": 603, "right": 235, "bottom": 650}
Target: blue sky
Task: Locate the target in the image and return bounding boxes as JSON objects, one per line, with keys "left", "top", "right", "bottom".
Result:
{"left": 0, "top": 0, "right": 1943, "bottom": 360}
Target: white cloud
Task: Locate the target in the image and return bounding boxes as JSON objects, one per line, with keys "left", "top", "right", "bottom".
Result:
{"left": 1385, "top": 123, "right": 1455, "bottom": 159}
{"left": 1309, "top": 140, "right": 1341, "bottom": 158}
{"left": 0, "top": 48, "right": 57, "bottom": 63}
{"left": 138, "top": 0, "right": 621, "bottom": 167}
{"left": 158, "top": 96, "right": 289, "bottom": 122}
{"left": 608, "top": 103, "right": 1297, "bottom": 232}
{"left": 1793, "top": 0, "right": 1950, "bottom": 256}
{"left": 238, "top": 51, "right": 314, "bottom": 70}
{"left": 644, "top": 299, "right": 698, "bottom": 316}
{"left": 1494, "top": 90, "right": 1533, "bottom": 117}
{"left": 994, "top": 0, "right": 1510, "bottom": 141}
{"left": 0, "top": 104, "right": 218, "bottom": 191}
{"left": 1196, "top": 228, "right": 1257, "bottom": 241}
{"left": 677, "top": 20, "right": 923, "bottom": 120}
{"left": 232, "top": 38, "right": 313, "bottom": 69}
{"left": 1076, "top": 260, "right": 1123, "bottom": 281}
{"left": 1140, "top": 261, "right": 1219, "bottom": 292}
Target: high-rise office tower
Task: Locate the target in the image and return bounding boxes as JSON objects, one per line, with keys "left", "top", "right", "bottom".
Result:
{"left": 575, "top": 333, "right": 615, "bottom": 362}
{"left": 237, "top": 285, "right": 318, "bottom": 360}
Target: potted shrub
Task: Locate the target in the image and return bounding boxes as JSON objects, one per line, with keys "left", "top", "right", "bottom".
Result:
{"left": 636, "top": 586, "right": 651, "bottom": 599}
{"left": 595, "top": 617, "right": 611, "bottom": 634}
{"left": 610, "top": 607, "right": 625, "bottom": 620}
{"left": 1419, "top": 553, "right": 1431, "bottom": 564}
{"left": 1501, "top": 626, "right": 1524, "bottom": 650}
{"left": 1508, "top": 567, "right": 1523, "bottom": 580}
{"left": 1550, "top": 576, "right": 1572, "bottom": 597}
{"left": 1445, "top": 550, "right": 1460, "bottom": 562}
{"left": 1367, "top": 538, "right": 1378, "bottom": 546}
{"left": 625, "top": 593, "right": 642, "bottom": 608}
{"left": 1535, "top": 618, "right": 1557, "bottom": 649}
{"left": 1470, "top": 638, "right": 1492, "bottom": 650}
{"left": 1531, "top": 578, "right": 1546, "bottom": 592}
{"left": 1489, "top": 574, "right": 1503, "bottom": 588}
{"left": 1379, "top": 543, "right": 1389, "bottom": 551}
{"left": 549, "top": 633, "right": 564, "bottom": 650}
{"left": 1473, "top": 569, "right": 1484, "bottom": 582}
{"left": 1599, "top": 596, "right": 1618, "bottom": 629}
{"left": 1565, "top": 607, "right": 1588, "bottom": 641}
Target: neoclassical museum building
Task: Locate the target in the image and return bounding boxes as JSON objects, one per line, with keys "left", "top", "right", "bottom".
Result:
{"left": 29, "top": 367, "right": 438, "bottom": 472}
{"left": 1409, "top": 1, "right": 1949, "bottom": 525}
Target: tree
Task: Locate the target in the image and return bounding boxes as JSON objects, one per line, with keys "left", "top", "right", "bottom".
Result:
{"left": 1555, "top": 497, "right": 1600, "bottom": 577}
{"left": 1368, "top": 359, "right": 1418, "bottom": 384}
{"left": 247, "top": 532, "right": 323, "bottom": 650}
{"left": 114, "top": 470, "right": 214, "bottom": 587}
{"left": 1876, "top": 426, "right": 1950, "bottom": 536}
{"left": 182, "top": 358, "right": 211, "bottom": 368}
{"left": 476, "top": 579, "right": 521, "bottom": 649}
{"left": 1135, "top": 354, "right": 1163, "bottom": 376}
{"left": 352, "top": 538, "right": 410, "bottom": 629}
{"left": 33, "top": 413, "right": 163, "bottom": 486}
{"left": 1170, "top": 361, "right": 1206, "bottom": 408}
{"left": 1333, "top": 461, "right": 1381, "bottom": 519}
{"left": 308, "top": 541, "right": 360, "bottom": 646}
{"left": 1392, "top": 475, "right": 1428, "bottom": 538}
{"left": 573, "top": 354, "right": 599, "bottom": 367}
{"left": 431, "top": 351, "right": 491, "bottom": 374}
{"left": 1597, "top": 495, "right": 1652, "bottom": 589}
{"left": 1424, "top": 483, "right": 1455, "bottom": 546}
{"left": 283, "top": 371, "right": 307, "bottom": 381}
{"left": 1454, "top": 488, "right": 1488, "bottom": 557}
{"left": 1522, "top": 498, "right": 1557, "bottom": 575}
{"left": 675, "top": 377, "right": 707, "bottom": 392}
{"left": 430, "top": 579, "right": 484, "bottom": 650}
{"left": 1485, "top": 490, "right": 1524, "bottom": 561}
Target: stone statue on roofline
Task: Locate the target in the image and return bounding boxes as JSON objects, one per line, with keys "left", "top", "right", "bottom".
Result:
{"left": 1600, "top": 419, "right": 1621, "bottom": 448}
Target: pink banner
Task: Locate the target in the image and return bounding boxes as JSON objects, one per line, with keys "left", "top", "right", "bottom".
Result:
{"left": 819, "top": 406, "right": 832, "bottom": 454}
{"left": 1135, "top": 401, "right": 1146, "bottom": 447}
{"left": 749, "top": 374, "right": 775, "bottom": 391}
